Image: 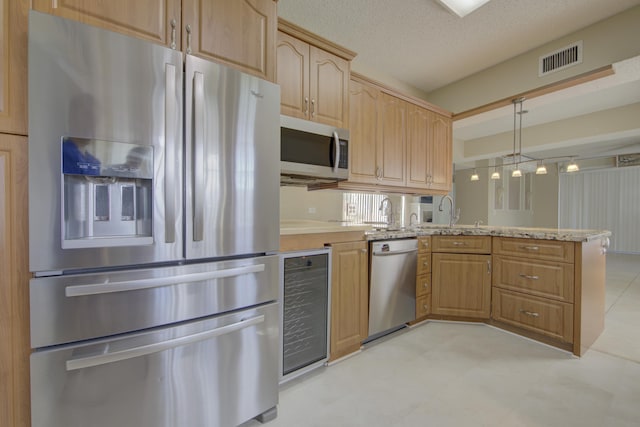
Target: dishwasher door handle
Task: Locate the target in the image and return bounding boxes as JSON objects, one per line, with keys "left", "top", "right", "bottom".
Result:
{"left": 372, "top": 248, "right": 418, "bottom": 256}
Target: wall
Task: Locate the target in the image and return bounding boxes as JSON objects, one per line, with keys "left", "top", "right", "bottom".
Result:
{"left": 280, "top": 186, "right": 344, "bottom": 221}
{"left": 454, "top": 168, "right": 488, "bottom": 225}
{"left": 532, "top": 165, "right": 559, "bottom": 228}
{"left": 427, "top": 6, "right": 640, "bottom": 113}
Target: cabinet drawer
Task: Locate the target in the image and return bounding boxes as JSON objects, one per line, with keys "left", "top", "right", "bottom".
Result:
{"left": 491, "top": 288, "right": 573, "bottom": 343}
{"left": 416, "top": 274, "right": 431, "bottom": 297}
{"left": 493, "top": 256, "right": 574, "bottom": 302}
{"left": 493, "top": 237, "right": 574, "bottom": 263}
{"left": 418, "top": 236, "right": 431, "bottom": 253}
{"left": 416, "top": 294, "right": 431, "bottom": 317}
{"left": 416, "top": 253, "right": 431, "bottom": 275}
{"left": 432, "top": 236, "right": 491, "bottom": 254}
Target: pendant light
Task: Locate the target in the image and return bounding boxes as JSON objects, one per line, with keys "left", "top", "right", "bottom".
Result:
{"left": 490, "top": 169, "right": 500, "bottom": 180}
{"left": 535, "top": 160, "right": 547, "bottom": 175}
{"left": 511, "top": 97, "right": 526, "bottom": 178}
{"left": 470, "top": 169, "right": 479, "bottom": 181}
{"left": 566, "top": 157, "right": 579, "bottom": 172}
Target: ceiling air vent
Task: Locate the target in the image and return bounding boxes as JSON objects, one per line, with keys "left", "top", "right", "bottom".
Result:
{"left": 617, "top": 153, "right": 640, "bottom": 167}
{"left": 538, "top": 41, "right": 582, "bottom": 77}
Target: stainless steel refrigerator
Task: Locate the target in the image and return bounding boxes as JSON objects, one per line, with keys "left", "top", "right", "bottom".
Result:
{"left": 28, "top": 11, "right": 280, "bottom": 427}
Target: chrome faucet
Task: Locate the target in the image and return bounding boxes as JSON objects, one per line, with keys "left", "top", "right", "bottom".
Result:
{"left": 409, "top": 212, "right": 418, "bottom": 227}
{"left": 379, "top": 197, "right": 394, "bottom": 226}
{"left": 438, "top": 195, "right": 460, "bottom": 227}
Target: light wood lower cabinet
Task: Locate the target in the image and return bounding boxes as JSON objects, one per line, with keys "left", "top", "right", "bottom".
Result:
{"left": 414, "top": 236, "right": 431, "bottom": 321}
{"left": 432, "top": 253, "right": 492, "bottom": 319}
{"left": 0, "top": 134, "right": 30, "bottom": 427}
{"left": 329, "top": 241, "right": 369, "bottom": 361}
{"left": 492, "top": 288, "right": 574, "bottom": 343}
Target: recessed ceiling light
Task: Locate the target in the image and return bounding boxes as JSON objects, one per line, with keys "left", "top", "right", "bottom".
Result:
{"left": 435, "top": 0, "right": 492, "bottom": 18}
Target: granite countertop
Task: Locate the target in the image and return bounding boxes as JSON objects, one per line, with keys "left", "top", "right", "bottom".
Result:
{"left": 280, "top": 220, "right": 611, "bottom": 243}
{"left": 280, "top": 219, "right": 373, "bottom": 235}
{"left": 365, "top": 224, "right": 611, "bottom": 243}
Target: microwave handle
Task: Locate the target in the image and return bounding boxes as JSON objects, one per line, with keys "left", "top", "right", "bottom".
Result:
{"left": 332, "top": 131, "right": 340, "bottom": 173}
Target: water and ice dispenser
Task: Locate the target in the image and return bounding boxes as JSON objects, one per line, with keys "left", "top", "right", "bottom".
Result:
{"left": 62, "top": 137, "right": 153, "bottom": 248}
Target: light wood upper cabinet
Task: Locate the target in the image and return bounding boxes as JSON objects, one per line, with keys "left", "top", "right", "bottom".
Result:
{"left": 378, "top": 93, "right": 406, "bottom": 186}
{"left": 277, "top": 19, "right": 355, "bottom": 128}
{"left": 429, "top": 114, "right": 453, "bottom": 191}
{"left": 32, "top": 0, "right": 277, "bottom": 81}
{"left": 32, "top": 0, "right": 182, "bottom": 47}
{"left": 182, "top": 0, "right": 277, "bottom": 81}
{"left": 0, "top": 0, "right": 28, "bottom": 135}
{"left": 329, "top": 240, "right": 368, "bottom": 361}
{"left": 406, "top": 106, "right": 452, "bottom": 191}
{"left": 348, "top": 79, "right": 380, "bottom": 183}
{"left": 348, "top": 81, "right": 406, "bottom": 187}
{"left": 336, "top": 73, "right": 453, "bottom": 195}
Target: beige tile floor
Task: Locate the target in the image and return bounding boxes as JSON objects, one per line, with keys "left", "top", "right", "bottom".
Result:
{"left": 243, "top": 253, "right": 640, "bottom": 427}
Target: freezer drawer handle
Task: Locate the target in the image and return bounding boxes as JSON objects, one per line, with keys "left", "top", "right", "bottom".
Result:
{"left": 65, "top": 314, "right": 265, "bottom": 371}
{"left": 65, "top": 264, "right": 266, "bottom": 297}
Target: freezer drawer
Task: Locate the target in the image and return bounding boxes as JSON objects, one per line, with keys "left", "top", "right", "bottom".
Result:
{"left": 31, "top": 255, "right": 278, "bottom": 348}
{"left": 31, "top": 302, "right": 279, "bottom": 427}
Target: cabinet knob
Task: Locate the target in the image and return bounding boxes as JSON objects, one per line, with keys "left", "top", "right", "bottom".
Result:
{"left": 310, "top": 99, "right": 316, "bottom": 117}
{"left": 519, "top": 309, "right": 540, "bottom": 318}
{"left": 170, "top": 19, "right": 177, "bottom": 50}
{"left": 185, "top": 24, "right": 192, "bottom": 54}
{"left": 361, "top": 248, "right": 367, "bottom": 253}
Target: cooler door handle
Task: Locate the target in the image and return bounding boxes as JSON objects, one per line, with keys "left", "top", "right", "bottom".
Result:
{"left": 65, "top": 315, "right": 265, "bottom": 371}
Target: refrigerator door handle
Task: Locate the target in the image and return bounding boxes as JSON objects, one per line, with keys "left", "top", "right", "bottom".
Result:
{"left": 164, "top": 63, "right": 177, "bottom": 243}
{"left": 65, "top": 314, "right": 265, "bottom": 371}
{"left": 65, "top": 264, "right": 266, "bottom": 297}
{"left": 193, "top": 71, "right": 205, "bottom": 241}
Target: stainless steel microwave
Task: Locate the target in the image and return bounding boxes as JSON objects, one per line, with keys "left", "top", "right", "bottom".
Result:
{"left": 280, "top": 115, "right": 349, "bottom": 184}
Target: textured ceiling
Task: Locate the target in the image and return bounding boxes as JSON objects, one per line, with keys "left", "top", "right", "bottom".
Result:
{"left": 278, "top": 0, "right": 640, "bottom": 94}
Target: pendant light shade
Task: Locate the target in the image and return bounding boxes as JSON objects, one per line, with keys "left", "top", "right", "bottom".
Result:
{"left": 511, "top": 168, "right": 522, "bottom": 178}
{"left": 535, "top": 161, "right": 547, "bottom": 175}
{"left": 566, "top": 158, "right": 579, "bottom": 172}
{"left": 470, "top": 169, "right": 479, "bottom": 181}
{"left": 490, "top": 170, "right": 500, "bottom": 180}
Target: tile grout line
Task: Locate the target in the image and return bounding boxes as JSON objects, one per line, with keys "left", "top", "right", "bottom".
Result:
{"left": 604, "top": 268, "right": 640, "bottom": 315}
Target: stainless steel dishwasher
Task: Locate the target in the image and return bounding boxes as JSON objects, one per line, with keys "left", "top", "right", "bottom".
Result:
{"left": 368, "top": 238, "right": 418, "bottom": 339}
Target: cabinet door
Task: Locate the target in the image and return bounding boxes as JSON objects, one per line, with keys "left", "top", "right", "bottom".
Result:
{"left": 276, "top": 31, "right": 310, "bottom": 119}
{"left": 428, "top": 114, "right": 452, "bottom": 191}
{"left": 0, "top": 0, "right": 28, "bottom": 135}
{"left": 309, "top": 46, "right": 349, "bottom": 128}
{"left": 406, "top": 104, "right": 429, "bottom": 189}
{"left": 32, "top": 0, "right": 181, "bottom": 47}
{"left": 330, "top": 241, "right": 368, "bottom": 361}
{"left": 348, "top": 79, "right": 380, "bottom": 184}
{"left": 183, "top": 0, "right": 277, "bottom": 81}
{"left": 432, "top": 253, "right": 491, "bottom": 319}
{"left": 378, "top": 93, "right": 406, "bottom": 186}
{"left": 0, "top": 134, "right": 30, "bottom": 427}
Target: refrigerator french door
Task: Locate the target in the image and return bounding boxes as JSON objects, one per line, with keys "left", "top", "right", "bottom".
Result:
{"left": 28, "top": 11, "right": 280, "bottom": 427}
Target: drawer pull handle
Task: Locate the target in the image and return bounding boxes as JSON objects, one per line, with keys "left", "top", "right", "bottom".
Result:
{"left": 519, "top": 274, "right": 539, "bottom": 280}
{"left": 519, "top": 309, "right": 540, "bottom": 317}
{"left": 521, "top": 246, "right": 540, "bottom": 251}
{"left": 423, "top": 262, "right": 429, "bottom": 267}
{"left": 423, "top": 305, "right": 429, "bottom": 311}
{"left": 452, "top": 242, "right": 465, "bottom": 246}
